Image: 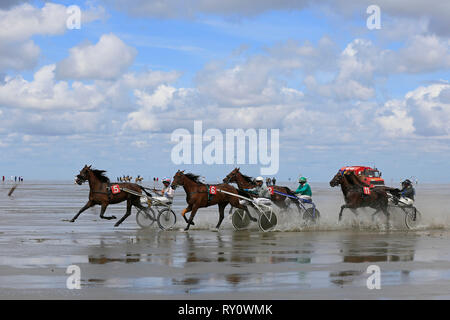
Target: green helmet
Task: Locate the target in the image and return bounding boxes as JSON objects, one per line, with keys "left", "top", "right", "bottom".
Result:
{"left": 299, "top": 177, "right": 307, "bottom": 183}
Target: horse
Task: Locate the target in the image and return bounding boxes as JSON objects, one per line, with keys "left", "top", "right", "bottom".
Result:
{"left": 171, "top": 170, "right": 251, "bottom": 231}
{"left": 329, "top": 170, "right": 390, "bottom": 226}
{"left": 71, "top": 165, "right": 152, "bottom": 227}
{"left": 223, "top": 167, "right": 301, "bottom": 212}
{"left": 135, "top": 176, "right": 144, "bottom": 183}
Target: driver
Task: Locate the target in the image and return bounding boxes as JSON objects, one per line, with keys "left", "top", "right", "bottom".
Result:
{"left": 294, "top": 177, "right": 312, "bottom": 202}
{"left": 243, "top": 176, "right": 272, "bottom": 206}
{"left": 153, "top": 178, "right": 174, "bottom": 204}
{"left": 397, "top": 179, "right": 415, "bottom": 206}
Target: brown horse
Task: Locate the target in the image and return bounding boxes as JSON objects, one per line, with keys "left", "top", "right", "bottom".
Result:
{"left": 223, "top": 168, "right": 301, "bottom": 212}
{"left": 171, "top": 170, "right": 250, "bottom": 231}
{"left": 71, "top": 165, "right": 152, "bottom": 227}
{"left": 329, "top": 170, "right": 390, "bottom": 225}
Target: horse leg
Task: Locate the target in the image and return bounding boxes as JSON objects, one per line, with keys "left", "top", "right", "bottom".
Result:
{"left": 99, "top": 202, "right": 116, "bottom": 220}
{"left": 371, "top": 209, "right": 381, "bottom": 222}
{"left": 114, "top": 199, "right": 133, "bottom": 227}
{"left": 383, "top": 207, "right": 390, "bottom": 229}
{"left": 70, "top": 200, "right": 94, "bottom": 222}
{"left": 181, "top": 205, "right": 195, "bottom": 226}
{"left": 338, "top": 204, "right": 347, "bottom": 221}
{"left": 185, "top": 205, "right": 200, "bottom": 231}
{"left": 216, "top": 203, "right": 227, "bottom": 229}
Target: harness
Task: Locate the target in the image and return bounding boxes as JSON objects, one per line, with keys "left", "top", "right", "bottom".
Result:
{"left": 91, "top": 183, "right": 116, "bottom": 200}
{"left": 187, "top": 184, "right": 215, "bottom": 205}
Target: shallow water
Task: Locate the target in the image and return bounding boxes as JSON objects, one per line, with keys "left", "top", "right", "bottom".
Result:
{"left": 0, "top": 181, "right": 449, "bottom": 299}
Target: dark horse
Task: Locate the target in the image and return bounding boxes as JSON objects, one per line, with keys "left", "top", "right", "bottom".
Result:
{"left": 171, "top": 170, "right": 249, "bottom": 231}
{"left": 223, "top": 167, "right": 301, "bottom": 212}
{"left": 329, "top": 170, "right": 390, "bottom": 226}
{"left": 71, "top": 165, "right": 152, "bottom": 227}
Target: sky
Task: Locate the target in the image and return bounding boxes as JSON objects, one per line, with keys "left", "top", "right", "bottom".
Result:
{"left": 0, "top": 0, "right": 450, "bottom": 183}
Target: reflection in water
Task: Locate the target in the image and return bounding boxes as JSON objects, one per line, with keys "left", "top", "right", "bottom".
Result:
{"left": 168, "top": 231, "right": 318, "bottom": 288}
{"left": 88, "top": 254, "right": 140, "bottom": 264}
{"left": 330, "top": 234, "right": 417, "bottom": 287}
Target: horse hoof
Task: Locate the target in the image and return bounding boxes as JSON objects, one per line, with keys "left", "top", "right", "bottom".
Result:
{"left": 70, "top": 219, "right": 75, "bottom": 223}
{"left": 114, "top": 223, "right": 120, "bottom": 227}
{"left": 111, "top": 216, "right": 117, "bottom": 220}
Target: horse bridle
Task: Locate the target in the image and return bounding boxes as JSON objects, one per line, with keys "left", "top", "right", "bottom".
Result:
{"left": 75, "top": 174, "right": 87, "bottom": 185}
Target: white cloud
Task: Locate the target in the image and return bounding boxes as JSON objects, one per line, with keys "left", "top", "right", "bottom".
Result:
{"left": 195, "top": 38, "right": 337, "bottom": 108}
{"left": 376, "top": 99, "right": 415, "bottom": 137}
{"left": 384, "top": 35, "right": 450, "bottom": 74}
{"left": 0, "top": 40, "right": 39, "bottom": 71}
{"left": 407, "top": 83, "right": 450, "bottom": 136}
{"left": 0, "top": 62, "right": 183, "bottom": 136}
{"left": 376, "top": 83, "right": 450, "bottom": 137}
{"left": 0, "top": 64, "right": 104, "bottom": 110}
{"left": 0, "top": 3, "right": 105, "bottom": 72}
{"left": 56, "top": 33, "right": 137, "bottom": 80}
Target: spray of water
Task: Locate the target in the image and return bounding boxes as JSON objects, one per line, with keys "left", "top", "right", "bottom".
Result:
{"left": 170, "top": 183, "right": 450, "bottom": 232}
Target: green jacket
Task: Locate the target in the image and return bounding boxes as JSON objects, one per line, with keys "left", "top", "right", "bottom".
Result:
{"left": 295, "top": 183, "right": 312, "bottom": 196}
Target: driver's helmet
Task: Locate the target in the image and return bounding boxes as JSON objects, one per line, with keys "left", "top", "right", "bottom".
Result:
{"left": 255, "top": 176, "right": 264, "bottom": 183}
{"left": 162, "top": 178, "right": 171, "bottom": 184}
{"left": 402, "top": 179, "right": 412, "bottom": 187}
{"left": 299, "top": 177, "right": 307, "bottom": 183}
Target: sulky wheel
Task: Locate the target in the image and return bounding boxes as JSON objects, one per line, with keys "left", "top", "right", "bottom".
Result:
{"left": 135, "top": 207, "right": 156, "bottom": 229}
{"left": 231, "top": 208, "right": 252, "bottom": 230}
{"left": 157, "top": 208, "right": 177, "bottom": 230}
{"left": 404, "top": 206, "right": 422, "bottom": 230}
{"left": 258, "top": 210, "right": 277, "bottom": 232}
{"left": 303, "top": 207, "right": 320, "bottom": 224}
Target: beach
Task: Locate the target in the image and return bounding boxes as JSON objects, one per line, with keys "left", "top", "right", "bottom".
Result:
{"left": 1, "top": 181, "right": 449, "bottom": 299}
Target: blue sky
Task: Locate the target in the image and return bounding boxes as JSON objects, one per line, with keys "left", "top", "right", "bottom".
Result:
{"left": 0, "top": 1, "right": 450, "bottom": 183}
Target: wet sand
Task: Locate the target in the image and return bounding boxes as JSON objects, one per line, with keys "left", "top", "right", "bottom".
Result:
{"left": 1, "top": 181, "right": 450, "bottom": 299}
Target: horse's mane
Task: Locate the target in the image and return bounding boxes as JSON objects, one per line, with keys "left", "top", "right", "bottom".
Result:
{"left": 91, "top": 169, "right": 110, "bottom": 183}
{"left": 184, "top": 173, "right": 205, "bottom": 185}
{"left": 344, "top": 171, "right": 370, "bottom": 187}
{"left": 239, "top": 172, "right": 254, "bottom": 183}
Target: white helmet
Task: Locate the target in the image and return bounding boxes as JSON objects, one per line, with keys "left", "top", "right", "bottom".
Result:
{"left": 255, "top": 176, "right": 264, "bottom": 182}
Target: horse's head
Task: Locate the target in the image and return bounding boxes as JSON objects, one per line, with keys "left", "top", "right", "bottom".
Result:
{"left": 223, "top": 167, "right": 240, "bottom": 183}
{"left": 329, "top": 170, "right": 346, "bottom": 187}
{"left": 76, "top": 165, "right": 91, "bottom": 185}
{"left": 171, "top": 170, "right": 185, "bottom": 189}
